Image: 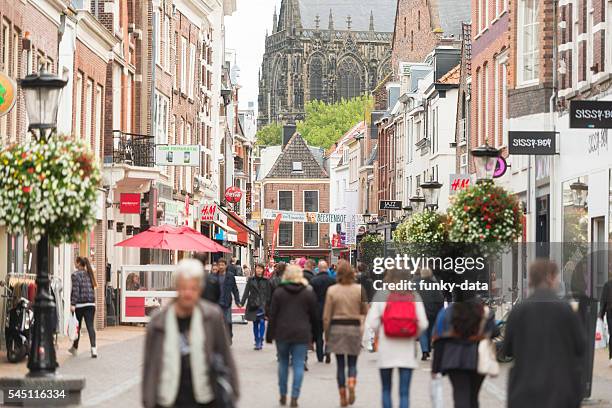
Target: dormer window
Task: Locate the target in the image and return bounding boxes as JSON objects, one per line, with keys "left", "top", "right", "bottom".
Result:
{"left": 292, "top": 161, "right": 303, "bottom": 172}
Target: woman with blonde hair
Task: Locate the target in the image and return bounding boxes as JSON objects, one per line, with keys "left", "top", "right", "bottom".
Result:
{"left": 363, "top": 268, "right": 428, "bottom": 408}
{"left": 266, "top": 264, "right": 318, "bottom": 407}
{"left": 323, "top": 260, "right": 368, "bottom": 406}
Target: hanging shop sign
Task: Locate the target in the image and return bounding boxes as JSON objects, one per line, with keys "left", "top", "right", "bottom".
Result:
{"left": 245, "top": 183, "right": 252, "bottom": 219}
{"left": 155, "top": 145, "right": 200, "bottom": 166}
{"left": 508, "top": 131, "right": 557, "bottom": 155}
{"left": 494, "top": 157, "right": 508, "bottom": 178}
{"left": 200, "top": 203, "right": 217, "bottom": 221}
{"left": 225, "top": 186, "right": 243, "bottom": 203}
{"left": 263, "top": 208, "right": 348, "bottom": 224}
{"left": 570, "top": 100, "right": 612, "bottom": 129}
{"left": 120, "top": 193, "right": 141, "bottom": 214}
{"left": 0, "top": 72, "right": 17, "bottom": 117}
{"left": 379, "top": 200, "right": 403, "bottom": 210}
{"left": 449, "top": 174, "right": 472, "bottom": 195}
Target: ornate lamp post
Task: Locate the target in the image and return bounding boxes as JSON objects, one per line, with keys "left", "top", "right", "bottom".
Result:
{"left": 420, "top": 178, "right": 443, "bottom": 211}
{"left": 570, "top": 178, "right": 588, "bottom": 208}
{"left": 409, "top": 189, "right": 425, "bottom": 213}
{"left": 471, "top": 145, "right": 501, "bottom": 182}
{"left": 20, "top": 65, "right": 67, "bottom": 376}
{"left": 402, "top": 205, "right": 413, "bottom": 221}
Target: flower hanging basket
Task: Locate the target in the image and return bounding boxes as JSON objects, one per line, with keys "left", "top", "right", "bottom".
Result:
{"left": 393, "top": 211, "right": 448, "bottom": 257}
{"left": 447, "top": 181, "right": 522, "bottom": 246}
{"left": 0, "top": 135, "right": 101, "bottom": 244}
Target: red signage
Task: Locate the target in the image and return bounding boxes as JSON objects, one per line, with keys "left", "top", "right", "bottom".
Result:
{"left": 225, "top": 186, "right": 243, "bottom": 203}
{"left": 201, "top": 204, "right": 217, "bottom": 221}
{"left": 120, "top": 193, "right": 141, "bottom": 214}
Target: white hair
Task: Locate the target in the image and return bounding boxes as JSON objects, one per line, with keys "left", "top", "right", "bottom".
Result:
{"left": 174, "top": 258, "right": 205, "bottom": 284}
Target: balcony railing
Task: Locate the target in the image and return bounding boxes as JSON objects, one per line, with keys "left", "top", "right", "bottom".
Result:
{"left": 112, "top": 130, "right": 155, "bottom": 167}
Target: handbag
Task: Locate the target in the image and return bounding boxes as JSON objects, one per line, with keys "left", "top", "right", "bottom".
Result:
{"left": 476, "top": 306, "right": 500, "bottom": 377}
{"left": 66, "top": 313, "right": 79, "bottom": 341}
{"left": 209, "top": 352, "right": 236, "bottom": 408}
{"left": 430, "top": 374, "right": 444, "bottom": 408}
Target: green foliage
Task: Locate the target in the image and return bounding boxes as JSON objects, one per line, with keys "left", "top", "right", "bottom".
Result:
{"left": 393, "top": 211, "right": 448, "bottom": 244}
{"left": 297, "top": 96, "right": 373, "bottom": 149}
{"left": 359, "top": 233, "right": 384, "bottom": 268}
{"left": 255, "top": 122, "right": 282, "bottom": 146}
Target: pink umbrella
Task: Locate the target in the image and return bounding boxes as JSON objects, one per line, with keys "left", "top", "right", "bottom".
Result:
{"left": 115, "top": 224, "right": 230, "bottom": 253}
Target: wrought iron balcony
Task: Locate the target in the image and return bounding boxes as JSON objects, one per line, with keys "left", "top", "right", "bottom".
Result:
{"left": 112, "top": 130, "right": 155, "bottom": 167}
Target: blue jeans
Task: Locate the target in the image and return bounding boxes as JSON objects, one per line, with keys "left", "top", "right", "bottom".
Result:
{"left": 419, "top": 330, "right": 431, "bottom": 353}
{"left": 336, "top": 354, "right": 358, "bottom": 387}
{"left": 253, "top": 316, "right": 265, "bottom": 346}
{"left": 380, "top": 368, "right": 413, "bottom": 408}
{"left": 276, "top": 341, "right": 308, "bottom": 398}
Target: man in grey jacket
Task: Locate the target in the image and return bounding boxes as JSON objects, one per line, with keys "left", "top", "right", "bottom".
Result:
{"left": 142, "top": 259, "right": 239, "bottom": 408}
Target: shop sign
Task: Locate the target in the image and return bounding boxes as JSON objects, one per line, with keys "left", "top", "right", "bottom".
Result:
{"left": 120, "top": 193, "right": 141, "bottom": 214}
{"left": 159, "top": 198, "right": 181, "bottom": 226}
{"left": 449, "top": 174, "right": 471, "bottom": 195}
{"left": 345, "top": 218, "right": 357, "bottom": 245}
{"left": 200, "top": 204, "right": 217, "bottom": 221}
{"left": 570, "top": 100, "right": 612, "bottom": 129}
{"left": 263, "top": 209, "right": 347, "bottom": 223}
{"left": 379, "top": 200, "right": 402, "bottom": 210}
{"left": 587, "top": 129, "right": 608, "bottom": 156}
{"left": 245, "top": 183, "right": 252, "bottom": 219}
{"left": 508, "top": 131, "right": 556, "bottom": 155}
{"left": 225, "top": 186, "right": 242, "bottom": 203}
{"left": 155, "top": 145, "right": 200, "bottom": 166}
{"left": 494, "top": 156, "right": 508, "bottom": 178}
{"left": 0, "top": 72, "right": 17, "bottom": 117}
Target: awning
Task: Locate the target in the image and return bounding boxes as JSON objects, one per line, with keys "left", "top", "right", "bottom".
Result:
{"left": 215, "top": 204, "right": 262, "bottom": 242}
{"left": 227, "top": 217, "right": 248, "bottom": 246}
{"left": 212, "top": 218, "right": 238, "bottom": 243}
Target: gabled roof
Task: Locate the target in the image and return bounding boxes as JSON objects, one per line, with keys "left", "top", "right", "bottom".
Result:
{"left": 265, "top": 133, "right": 328, "bottom": 179}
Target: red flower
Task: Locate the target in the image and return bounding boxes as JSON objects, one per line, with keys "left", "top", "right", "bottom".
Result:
{"left": 38, "top": 174, "right": 45, "bottom": 181}
{"left": 485, "top": 224, "right": 491, "bottom": 229}
{"left": 464, "top": 205, "right": 469, "bottom": 212}
{"left": 22, "top": 186, "right": 31, "bottom": 193}
{"left": 21, "top": 153, "right": 27, "bottom": 159}
{"left": 27, "top": 167, "right": 34, "bottom": 174}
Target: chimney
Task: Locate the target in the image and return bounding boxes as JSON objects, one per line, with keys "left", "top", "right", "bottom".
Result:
{"left": 283, "top": 124, "right": 296, "bottom": 148}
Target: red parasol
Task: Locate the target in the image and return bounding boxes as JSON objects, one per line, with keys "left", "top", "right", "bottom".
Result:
{"left": 115, "top": 224, "right": 230, "bottom": 253}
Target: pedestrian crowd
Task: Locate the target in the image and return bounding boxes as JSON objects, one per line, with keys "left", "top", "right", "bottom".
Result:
{"left": 137, "top": 254, "right": 611, "bottom": 408}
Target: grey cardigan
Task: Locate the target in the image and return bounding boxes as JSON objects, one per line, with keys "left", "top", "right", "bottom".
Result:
{"left": 142, "top": 300, "right": 239, "bottom": 408}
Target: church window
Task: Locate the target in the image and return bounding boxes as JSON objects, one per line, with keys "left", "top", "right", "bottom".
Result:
{"left": 338, "top": 57, "right": 362, "bottom": 100}
{"left": 309, "top": 56, "right": 324, "bottom": 101}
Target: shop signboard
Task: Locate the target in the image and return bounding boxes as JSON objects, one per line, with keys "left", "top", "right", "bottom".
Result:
{"left": 570, "top": 100, "right": 612, "bottom": 129}
{"left": 245, "top": 183, "right": 252, "bottom": 219}
{"left": 155, "top": 145, "right": 200, "bottom": 166}
{"left": 263, "top": 208, "right": 348, "bottom": 224}
{"left": 379, "top": 200, "right": 402, "bottom": 210}
{"left": 508, "top": 131, "right": 557, "bottom": 155}
{"left": 225, "top": 186, "right": 242, "bottom": 203}
{"left": 120, "top": 193, "right": 141, "bottom": 214}
{"left": 449, "top": 174, "right": 471, "bottom": 195}
{"left": 0, "top": 71, "right": 18, "bottom": 117}
{"left": 200, "top": 203, "right": 217, "bottom": 221}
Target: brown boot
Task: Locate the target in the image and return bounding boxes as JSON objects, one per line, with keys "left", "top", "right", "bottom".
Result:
{"left": 338, "top": 387, "right": 348, "bottom": 407}
{"left": 279, "top": 395, "right": 287, "bottom": 406}
{"left": 347, "top": 377, "right": 357, "bottom": 405}
{"left": 290, "top": 397, "right": 299, "bottom": 407}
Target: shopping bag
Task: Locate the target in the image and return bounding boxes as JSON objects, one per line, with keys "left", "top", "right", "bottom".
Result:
{"left": 430, "top": 374, "right": 444, "bottom": 408}
{"left": 66, "top": 313, "right": 79, "bottom": 341}
{"left": 595, "top": 318, "right": 607, "bottom": 349}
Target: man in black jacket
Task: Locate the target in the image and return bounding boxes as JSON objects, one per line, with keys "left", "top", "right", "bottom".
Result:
{"left": 504, "top": 260, "right": 586, "bottom": 408}
{"left": 310, "top": 260, "right": 335, "bottom": 363}
{"left": 601, "top": 277, "right": 612, "bottom": 364}
{"left": 302, "top": 259, "right": 316, "bottom": 284}
{"left": 216, "top": 259, "right": 241, "bottom": 343}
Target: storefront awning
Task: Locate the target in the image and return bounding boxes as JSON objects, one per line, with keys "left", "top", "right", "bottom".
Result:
{"left": 227, "top": 217, "right": 248, "bottom": 246}
{"left": 215, "top": 204, "right": 262, "bottom": 243}
{"left": 212, "top": 218, "right": 238, "bottom": 243}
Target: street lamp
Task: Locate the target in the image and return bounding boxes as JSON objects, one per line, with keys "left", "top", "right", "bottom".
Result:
{"left": 20, "top": 64, "right": 67, "bottom": 141}
{"left": 471, "top": 145, "right": 501, "bottom": 182}
{"left": 570, "top": 178, "right": 588, "bottom": 208}
{"left": 20, "top": 64, "right": 67, "bottom": 376}
{"left": 409, "top": 189, "right": 426, "bottom": 213}
{"left": 402, "top": 205, "right": 413, "bottom": 220}
{"left": 362, "top": 210, "right": 371, "bottom": 224}
{"left": 420, "top": 178, "right": 443, "bottom": 211}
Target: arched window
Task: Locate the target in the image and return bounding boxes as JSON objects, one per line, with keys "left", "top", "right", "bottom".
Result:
{"left": 337, "top": 57, "right": 362, "bottom": 100}
{"left": 309, "top": 56, "right": 324, "bottom": 101}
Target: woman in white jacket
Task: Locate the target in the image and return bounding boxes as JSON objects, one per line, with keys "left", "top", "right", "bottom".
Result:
{"left": 363, "top": 269, "right": 428, "bottom": 408}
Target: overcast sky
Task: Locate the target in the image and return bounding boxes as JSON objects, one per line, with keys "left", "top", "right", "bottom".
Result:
{"left": 225, "top": 0, "right": 280, "bottom": 111}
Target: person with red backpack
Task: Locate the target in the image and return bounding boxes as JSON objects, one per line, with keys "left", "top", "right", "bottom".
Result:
{"left": 362, "top": 268, "right": 428, "bottom": 408}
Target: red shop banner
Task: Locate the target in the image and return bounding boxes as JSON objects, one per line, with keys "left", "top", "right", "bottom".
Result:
{"left": 201, "top": 204, "right": 217, "bottom": 221}
{"left": 120, "top": 193, "right": 141, "bottom": 214}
